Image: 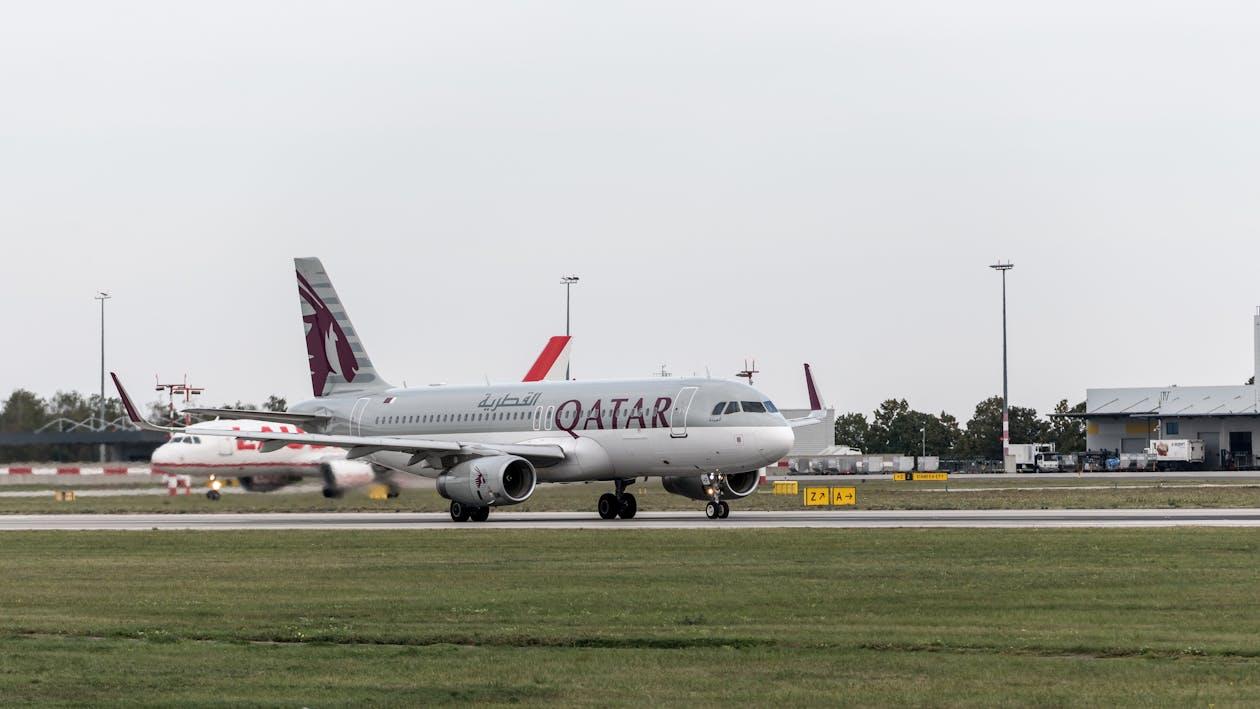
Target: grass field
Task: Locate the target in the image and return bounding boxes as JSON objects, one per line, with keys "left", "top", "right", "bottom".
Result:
{"left": 1, "top": 528, "right": 1259, "bottom": 705}
{"left": 6, "top": 476, "right": 1260, "bottom": 514}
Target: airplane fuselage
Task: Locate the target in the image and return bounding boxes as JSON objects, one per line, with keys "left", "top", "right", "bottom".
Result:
{"left": 289, "top": 377, "right": 794, "bottom": 482}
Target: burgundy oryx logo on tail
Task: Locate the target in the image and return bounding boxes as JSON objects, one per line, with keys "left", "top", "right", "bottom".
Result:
{"left": 297, "top": 270, "right": 359, "bottom": 396}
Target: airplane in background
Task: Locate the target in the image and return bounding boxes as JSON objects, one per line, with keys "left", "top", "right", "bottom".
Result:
{"left": 116, "top": 257, "right": 824, "bottom": 521}
{"left": 131, "top": 335, "right": 576, "bottom": 500}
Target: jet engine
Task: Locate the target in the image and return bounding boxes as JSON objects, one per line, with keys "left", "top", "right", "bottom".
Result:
{"left": 437, "top": 455, "right": 536, "bottom": 507}
{"left": 661, "top": 469, "right": 760, "bottom": 501}
{"left": 320, "top": 459, "right": 376, "bottom": 498}
{"left": 238, "top": 474, "right": 304, "bottom": 492}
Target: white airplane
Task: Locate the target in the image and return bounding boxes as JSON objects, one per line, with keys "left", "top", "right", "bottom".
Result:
{"left": 116, "top": 258, "right": 823, "bottom": 521}
{"left": 151, "top": 420, "right": 374, "bottom": 500}
{"left": 135, "top": 336, "right": 576, "bottom": 500}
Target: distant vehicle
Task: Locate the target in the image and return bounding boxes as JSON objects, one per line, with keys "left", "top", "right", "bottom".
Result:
{"left": 1145, "top": 439, "right": 1206, "bottom": 470}
{"left": 1033, "top": 452, "right": 1060, "bottom": 473}
{"left": 1010, "top": 443, "right": 1056, "bottom": 473}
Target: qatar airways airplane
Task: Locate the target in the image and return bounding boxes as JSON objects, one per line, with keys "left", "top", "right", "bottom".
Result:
{"left": 116, "top": 258, "right": 824, "bottom": 521}
{"left": 129, "top": 337, "right": 577, "bottom": 501}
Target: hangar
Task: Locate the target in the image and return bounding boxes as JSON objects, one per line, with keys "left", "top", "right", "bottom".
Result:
{"left": 1084, "top": 310, "right": 1260, "bottom": 469}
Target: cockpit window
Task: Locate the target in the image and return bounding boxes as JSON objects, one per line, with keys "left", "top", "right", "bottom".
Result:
{"left": 741, "top": 401, "right": 767, "bottom": 413}
{"left": 763, "top": 401, "right": 779, "bottom": 413}
{"left": 191, "top": 436, "right": 201, "bottom": 444}
{"left": 724, "top": 401, "right": 741, "bottom": 415}
{"left": 171, "top": 436, "right": 184, "bottom": 443}
{"left": 711, "top": 402, "right": 726, "bottom": 416}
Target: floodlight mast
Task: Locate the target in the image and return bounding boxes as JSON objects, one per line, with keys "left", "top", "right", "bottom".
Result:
{"left": 94, "top": 291, "right": 111, "bottom": 462}
{"left": 989, "top": 262, "right": 1014, "bottom": 465}
{"left": 560, "top": 276, "right": 579, "bottom": 380}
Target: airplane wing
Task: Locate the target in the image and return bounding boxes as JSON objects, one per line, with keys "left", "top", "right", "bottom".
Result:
{"left": 112, "top": 372, "right": 565, "bottom": 465}
{"left": 197, "top": 428, "right": 566, "bottom": 465}
{"left": 787, "top": 363, "right": 828, "bottom": 428}
{"left": 180, "top": 408, "right": 330, "bottom": 428}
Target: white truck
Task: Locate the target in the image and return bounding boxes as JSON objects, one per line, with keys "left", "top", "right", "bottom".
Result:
{"left": 1011, "top": 443, "right": 1057, "bottom": 473}
{"left": 1145, "top": 439, "right": 1206, "bottom": 470}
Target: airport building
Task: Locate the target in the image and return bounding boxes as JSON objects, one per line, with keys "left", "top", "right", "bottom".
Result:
{"left": 1084, "top": 310, "right": 1260, "bottom": 468}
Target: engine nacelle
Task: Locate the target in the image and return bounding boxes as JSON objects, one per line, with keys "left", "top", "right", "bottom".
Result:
{"left": 238, "top": 473, "right": 304, "bottom": 492}
{"left": 661, "top": 469, "right": 761, "bottom": 502}
{"left": 437, "top": 455, "right": 536, "bottom": 507}
{"left": 321, "top": 459, "right": 376, "bottom": 498}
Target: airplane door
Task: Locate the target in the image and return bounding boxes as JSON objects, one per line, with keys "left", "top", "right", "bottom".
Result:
{"left": 218, "top": 436, "right": 232, "bottom": 456}
{"left": 670, "top": 387, "right": 699, "bottom": 438}
{"left": 350, "top": 397, "right": 371, "bottom": 435}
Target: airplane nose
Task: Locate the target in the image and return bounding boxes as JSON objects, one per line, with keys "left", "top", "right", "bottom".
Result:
{"left": 150, "top": 445, "right": 177, "bottom": 471}
{"left": 761, "top": 425, "right": 794, "bottom": 462}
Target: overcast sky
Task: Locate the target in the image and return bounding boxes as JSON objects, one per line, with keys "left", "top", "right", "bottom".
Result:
{"left": 2, "top": 1, "right": 1258, "bottom": 420}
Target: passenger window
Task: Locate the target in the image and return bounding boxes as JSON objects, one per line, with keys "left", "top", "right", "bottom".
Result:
{"left": 741, "top": 401, "right": 767, "bottom": 413}
{"left": 724, "top": 401, "right": 740, "bottom": 415}
{"left": 711, "top": 402, "right": 726, "bottom": 416}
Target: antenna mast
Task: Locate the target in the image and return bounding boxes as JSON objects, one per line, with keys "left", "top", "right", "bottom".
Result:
{"left": 736, "top": 359, "right": 759, "bottom": 386}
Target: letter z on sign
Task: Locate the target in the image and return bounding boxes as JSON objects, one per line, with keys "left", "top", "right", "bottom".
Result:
{"left": 804, "top": 487, "right": 830, "bottom": 506}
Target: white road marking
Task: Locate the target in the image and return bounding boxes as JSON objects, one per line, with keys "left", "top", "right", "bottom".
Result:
{"left": 3, "top": 509, "right": 1260, "bottom": 530}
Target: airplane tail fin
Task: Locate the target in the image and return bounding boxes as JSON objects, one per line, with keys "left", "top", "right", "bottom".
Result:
{"left": 295, "top": 257, "right": 392, "bottom": 398}
{"left": 788, "top": 363, "right": 828, "bottom": 428}
{"left": 522, "top": 336, "right": 572, "bottom": 382}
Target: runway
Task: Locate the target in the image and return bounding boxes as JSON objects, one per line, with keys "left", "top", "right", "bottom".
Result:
{"left": 5, "top": 508, "right": 1260, "bottom": 530}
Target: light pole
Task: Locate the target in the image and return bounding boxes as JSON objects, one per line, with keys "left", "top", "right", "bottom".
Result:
{"left": 560, "top": 276, "right": 579, "bottom": 380}
{"left": 94, "top": 291, "right": 111, "bottom": 462}
{"left": 920, "top": 427, "right": 926, "bottom": 457}
{"left": 989, "top": 262, "right": 1014, "bottom": 466}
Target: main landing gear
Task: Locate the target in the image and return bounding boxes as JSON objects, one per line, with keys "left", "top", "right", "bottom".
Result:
{"left": 449, "top": 500, "right": 491, "bottom": 522}
{"left": 597, "top": 479, "right": 638, "bottom": 520}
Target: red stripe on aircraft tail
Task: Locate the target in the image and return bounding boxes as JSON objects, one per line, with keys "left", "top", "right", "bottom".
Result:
{"left": 523, "top": 336, "right": 571, "bottom": 382}
{"left": 804, "top": 363, "right": 822, "bottom": 411}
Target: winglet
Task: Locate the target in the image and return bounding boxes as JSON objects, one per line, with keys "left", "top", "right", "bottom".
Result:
{"left": 804, "top": 363, "right": 823, "bottom": 411}
{"left": 111, "top": 372, "right": 179, "bottom": 433}
{"left": 523, "top": 336, "right": 572, "bottom": 382}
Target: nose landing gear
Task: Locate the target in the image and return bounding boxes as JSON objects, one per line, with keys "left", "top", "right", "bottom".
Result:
{"left": 597, "top": 479, "right": 638, "bottom": 520}
{"left": 704, "top": 500, "right": 729, "bottom": 519}
{"left": 703, "top": 472, "right": 730, "bottom": 520}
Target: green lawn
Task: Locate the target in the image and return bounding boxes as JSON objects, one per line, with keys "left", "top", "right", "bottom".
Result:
{"left": 0, "top": 529, "right": 1258, "bottom": 705}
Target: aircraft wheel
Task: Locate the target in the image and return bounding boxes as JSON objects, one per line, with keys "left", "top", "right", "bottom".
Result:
{"left": 449, "top": 501, "right": 471, "bottom": 522}
{"left": 618, "top": 493, "right": 637, "bottom": 519}
{"left": 470, "top": 506, "right": 490, "bottom": 522}
{"left": 322, "top": 488, "right": 343, "bottom": 499}
{"left": 598, "top": 493, "right": 619, "bottom": 520}
{"left": 718, "top": 501, "right": 730, "bottom": 519}
{"left": 206, "top": 490, "right": 221, "bottom": 501}
{"left": 386, "top": 483, "right": 401, "bottom": 499}
{"left": 705, "top": 501, "right": 720, "bottom": 519}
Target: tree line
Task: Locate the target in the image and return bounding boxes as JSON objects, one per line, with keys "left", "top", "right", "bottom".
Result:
{"left": 834, "top": 395, "right": 1086, "bottom": 460}
{"left": 0, "top": 389, "right": 288, "bottom": 463}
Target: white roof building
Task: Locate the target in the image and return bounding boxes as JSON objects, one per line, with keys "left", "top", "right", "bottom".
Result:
{"left": 1083, "top": 309, "right": 1260, "bottom": 468}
